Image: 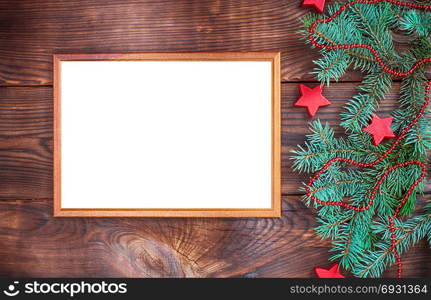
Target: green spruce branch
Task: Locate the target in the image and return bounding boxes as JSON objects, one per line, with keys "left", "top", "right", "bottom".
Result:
{"left": 292, "top": 0, "right": 431, "bottom": 278}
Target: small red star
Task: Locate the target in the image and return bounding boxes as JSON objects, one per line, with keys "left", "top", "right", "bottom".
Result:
{"left": 294, "top": 84, "right": 331, "bottom": 117}
{"left": 314, "top": 263, "right": 345, "bottom": 278}
{"left": 302, "top": 0, "right": 326, "bottom": 13}
{"left": 363, "top": 115, "right": 396, "bottom": 146}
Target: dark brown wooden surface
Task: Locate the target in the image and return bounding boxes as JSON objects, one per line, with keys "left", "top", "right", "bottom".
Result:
{"left": 0, "top": 0, "right": 429, "bottom": 277}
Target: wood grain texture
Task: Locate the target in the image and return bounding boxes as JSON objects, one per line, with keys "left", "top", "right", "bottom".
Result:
{"left": 0, "top": 196, "right": 429, "bottom": 277}
{"left": 2, "top": 0, "right": 428, "bottom": 86}
{"left": 0, "top": 0, "right": 429, "bottom": 277}
{"left": 0, "top": 0, "right": 357, "bottom": 85}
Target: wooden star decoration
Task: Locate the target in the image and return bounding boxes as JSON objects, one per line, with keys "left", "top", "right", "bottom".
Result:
{"left": 363, "top": 115, "right": 396, "bottom": 146}
{"left": 314, "top": 263, "right": 345, "bottom": 278}
{"left": 302, "top": 0, "right": 326, "bottom": 14}
{"left": 294, "top": 84, "right": 331, "bottom": 117}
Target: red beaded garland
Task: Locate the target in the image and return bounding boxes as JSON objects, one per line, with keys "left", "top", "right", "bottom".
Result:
{"left": 305, "top": 0, "right": 431, "bottom": 278}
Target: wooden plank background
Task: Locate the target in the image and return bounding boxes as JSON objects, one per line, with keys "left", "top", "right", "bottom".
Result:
{"left": 0, "top": 0, "right": 429, "bottom": 277}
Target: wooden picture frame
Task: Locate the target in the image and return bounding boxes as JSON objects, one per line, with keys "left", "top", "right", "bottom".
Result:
{"left": 53, "top": 52, "right": 281, "bottom": 217}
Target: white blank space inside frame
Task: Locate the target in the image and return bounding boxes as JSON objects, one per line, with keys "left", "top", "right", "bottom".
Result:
{"left": 60, "top": 60, "right": 272, "bottom": 209}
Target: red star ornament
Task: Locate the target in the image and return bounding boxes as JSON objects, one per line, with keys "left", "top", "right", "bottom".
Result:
{"left": 314, "top": 263, "right": 345, "bottom": 278}
{"left": 294, "top": 84, "right": 331, "bottom": 117}
{"left": 363, "top": 115, "right": 396, "bottom": 146}
{"left": 302, "top": 0, "right": 326, "bottom": 13}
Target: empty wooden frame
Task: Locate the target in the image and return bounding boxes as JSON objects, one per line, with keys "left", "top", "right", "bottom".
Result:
{"left": 53, "top": 52, "right": 281, "bottom": 217}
